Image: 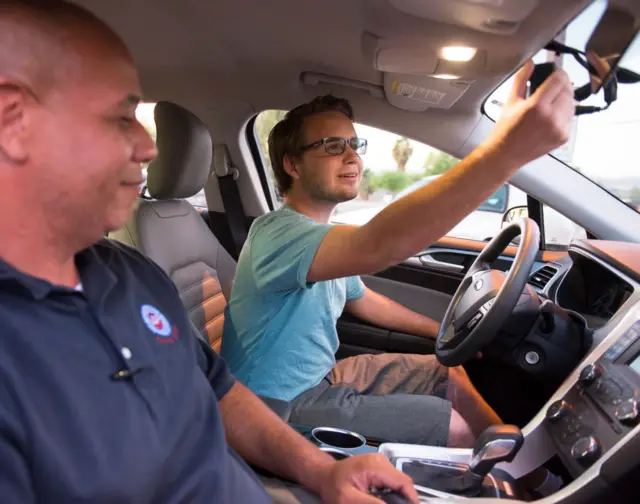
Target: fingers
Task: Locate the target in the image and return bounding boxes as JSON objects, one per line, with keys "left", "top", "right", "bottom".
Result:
{"left": 507, "top": 60, "right": 534, "bottom": 103}
{"left": 531, "top": 68, "right": 573, "bottom": 107}
{"left": 365, "top": 462, "right": 419, "bottom": 504}
{"left": 339, "top": 488, "right": 387, "bottom": 504}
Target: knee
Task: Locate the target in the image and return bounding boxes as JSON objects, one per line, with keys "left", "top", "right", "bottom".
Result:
{"left": 448, "top": 365, "right": 470, "bottom": 386}
{"left": 447, "top": 408, "right": 475, "bottom": 448}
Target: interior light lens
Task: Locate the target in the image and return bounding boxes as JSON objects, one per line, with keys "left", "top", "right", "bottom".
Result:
{"left": 441, "top": 46, "right": 477, "bottom": 62}
{"left": 432, "top": 74, "right": 460, "bottom": 80}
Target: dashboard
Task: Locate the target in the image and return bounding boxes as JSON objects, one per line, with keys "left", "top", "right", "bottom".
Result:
{"left": 555, "top": 250, "right": 634, "bottom": 328}
{"left": 534, "top": 239, "right": 640, "bottom": 499}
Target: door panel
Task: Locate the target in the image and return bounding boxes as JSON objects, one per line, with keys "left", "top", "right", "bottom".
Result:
{"left": 362, "top": 275, "right": 453, "bottom": 320}
{"left": 336, "top": 236, "right": 567, "bottom": 359}
{"left": 336, "top": 274, "right": 454, "bottom": 358}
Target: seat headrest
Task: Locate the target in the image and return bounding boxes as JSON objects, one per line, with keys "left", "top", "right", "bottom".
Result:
{"left": 147, "top": 101, "right": 212, "bottom": 200}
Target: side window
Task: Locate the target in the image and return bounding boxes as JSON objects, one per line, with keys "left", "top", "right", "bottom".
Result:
{"left": 135, "top": 102, "right": 207, "bottom": 210}
{"left": 253, "top": 110, "right": 584, "bottom": 246}
{"left": 543, "top": 205, "right": 587, "bottom": 248}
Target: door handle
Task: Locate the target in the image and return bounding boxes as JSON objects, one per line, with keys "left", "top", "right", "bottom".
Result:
{"left": 418, "top": 254, "right": 464, "bottom": 273}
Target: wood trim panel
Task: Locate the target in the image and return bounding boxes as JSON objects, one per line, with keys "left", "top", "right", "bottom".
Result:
{"left": 432, "top": 236, "right": 567, "bottom": 263}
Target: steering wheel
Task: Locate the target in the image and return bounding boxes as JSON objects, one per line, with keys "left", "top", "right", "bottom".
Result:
{"left": 436, "top": 218, "right": 540, "bottom": 367}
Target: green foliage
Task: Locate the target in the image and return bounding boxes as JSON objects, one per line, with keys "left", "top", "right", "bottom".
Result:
{"left": 359, "top": 168, "right": 377, "bottom": 196}
{"left": 362, "top": 170, "right": 425, "bottom": 196}
{"left": 392, "top": 137, "right": 414, "bottom": 172}
{"left": 373, "top": 171, "right": 413, "bottom": 193}
{"left": 423, "top": 151, "right": 459, "bottom": 176}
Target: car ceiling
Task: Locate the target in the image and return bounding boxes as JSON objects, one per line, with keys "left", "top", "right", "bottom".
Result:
{"left": 76, "top": 0, "right": 591, "bottom": 117}
{"left": 74, "top": 0, "right": 595, "bottom": 217}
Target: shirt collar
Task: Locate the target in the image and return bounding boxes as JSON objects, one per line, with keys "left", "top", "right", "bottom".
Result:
{"left": 0, "top": 240, "right": 117, "bottom": 302}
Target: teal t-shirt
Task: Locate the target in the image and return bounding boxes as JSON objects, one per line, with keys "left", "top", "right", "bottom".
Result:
{"left": 220, "top": 206, "right": 365, "bottom": 401}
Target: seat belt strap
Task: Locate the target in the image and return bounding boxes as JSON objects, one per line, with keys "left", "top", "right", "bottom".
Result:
{"left": 213, "top": 144, "right": 248, "bottom": 259}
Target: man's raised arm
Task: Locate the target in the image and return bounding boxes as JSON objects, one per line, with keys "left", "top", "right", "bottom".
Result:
{"left": 308, "top": 62, "right": 574, "bottom": 283}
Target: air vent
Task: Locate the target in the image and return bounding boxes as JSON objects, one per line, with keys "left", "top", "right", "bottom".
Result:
{"left": 529, "top": 265, "right": 559, "bottom": 290}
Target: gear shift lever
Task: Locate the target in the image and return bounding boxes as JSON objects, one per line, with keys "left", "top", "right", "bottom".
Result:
{"left": 400, "top": 425, "right": 524, "bottom": 497}
{"left": 468, "top": 425, "right": 524, "bottom": 478}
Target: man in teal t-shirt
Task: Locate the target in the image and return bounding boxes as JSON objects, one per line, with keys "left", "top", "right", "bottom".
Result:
{"left": 222, "top": 67, "right": 576, "bottom": 449}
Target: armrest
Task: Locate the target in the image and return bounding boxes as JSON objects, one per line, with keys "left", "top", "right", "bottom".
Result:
{"left": 259, "top": 395, "right": 292, "bottom": 422}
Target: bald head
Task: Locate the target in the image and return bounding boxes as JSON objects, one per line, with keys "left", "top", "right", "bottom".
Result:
{"left": 0, "top": 0, "right": 131, "bottom": 97}
{"left": 0, "top": 0, "right": 156, "bottom": 267}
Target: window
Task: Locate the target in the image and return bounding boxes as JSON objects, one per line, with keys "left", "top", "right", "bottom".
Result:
{"left": 135, "top": 103, "right": 207, "bottom": 209}
{"left": 544, "top": 206, "right": 587, "bottom": 248}
{"left": 254, "top": 110, "right": 542, "bottom": 244}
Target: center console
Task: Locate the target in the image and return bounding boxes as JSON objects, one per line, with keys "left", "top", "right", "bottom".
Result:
{"left": 294, "top": 302, "right": 640, "bottom": 502}
{"left": 544, "top": 320, "right": 640, "bottom": 477}
{"left": 297, "top": 424, "right": 523, "bottom": 500}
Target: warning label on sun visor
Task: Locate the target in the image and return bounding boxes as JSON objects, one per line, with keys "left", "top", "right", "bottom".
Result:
{"left": 392, "top": 82, "right": 446, "bottom": 105}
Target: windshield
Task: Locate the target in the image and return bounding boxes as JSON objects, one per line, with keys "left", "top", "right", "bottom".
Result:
{"left": 485, "top": 0, "right": 640, "bottom": 214}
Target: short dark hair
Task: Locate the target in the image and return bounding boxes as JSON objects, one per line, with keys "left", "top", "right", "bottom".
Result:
{"left": 268, "top": 95, "right": 354, "bottom": 195}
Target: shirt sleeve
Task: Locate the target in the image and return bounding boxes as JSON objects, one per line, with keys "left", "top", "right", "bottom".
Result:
{"left": 0, "top": 378, "right": 36, "bottom": 504}
{"left": 250, "top": 211, "right": 332, "bottom": 293}
{"left": 346, "top": 275, "right": 365, "bottom": 301}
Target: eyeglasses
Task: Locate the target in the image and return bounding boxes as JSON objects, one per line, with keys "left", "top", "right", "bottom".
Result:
{"left": 299, "top": 137, "right": 368, "bottom": 156}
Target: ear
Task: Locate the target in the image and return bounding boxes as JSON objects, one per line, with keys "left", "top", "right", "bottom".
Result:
{"left": 283, "top": 154, "right": 301, "bottom": 181}
{"left": 0, "top": 81, "right": 30, "bottom": 164}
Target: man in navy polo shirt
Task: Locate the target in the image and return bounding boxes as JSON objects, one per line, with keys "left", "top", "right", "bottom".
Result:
{"left": 0, "top": 1, "right": 418, "bottom": 503}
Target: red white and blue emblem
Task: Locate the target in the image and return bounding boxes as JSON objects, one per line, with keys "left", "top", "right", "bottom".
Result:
{"left": 141, "top": 304, "right": 172, "bottom": 338}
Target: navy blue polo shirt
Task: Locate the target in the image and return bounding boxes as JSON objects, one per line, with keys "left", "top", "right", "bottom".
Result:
{"left": 0, "top": 240, "right": 271, "bottom": 503}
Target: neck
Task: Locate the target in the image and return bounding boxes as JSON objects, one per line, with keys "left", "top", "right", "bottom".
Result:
{"left": 283, "top": 190, "right": 337, "bottom": 223}
{"left": 0, "top": 214, "right": 82, "bottom": 288}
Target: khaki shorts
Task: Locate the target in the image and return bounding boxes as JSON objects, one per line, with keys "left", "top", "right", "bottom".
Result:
{"left": 289, "top": 353, "right": 452, "bottom": 446}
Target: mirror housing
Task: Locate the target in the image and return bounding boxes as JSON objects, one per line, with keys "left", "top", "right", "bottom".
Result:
{"left": 585, "top": 4, "right": 639, "bottom": 93}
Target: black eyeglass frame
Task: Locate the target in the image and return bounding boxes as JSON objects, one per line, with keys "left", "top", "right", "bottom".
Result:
{"left": 299, "top": 136, "right": 368, "bottom": 155}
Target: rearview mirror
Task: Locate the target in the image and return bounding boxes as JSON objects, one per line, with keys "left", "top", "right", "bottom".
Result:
{"left": 585, "top": 4, "right": 640, "bottom": 93}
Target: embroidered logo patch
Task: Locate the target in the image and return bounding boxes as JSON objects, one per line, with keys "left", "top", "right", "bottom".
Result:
{"left": 140, "top": 304, "right": 172, "bottom": 337}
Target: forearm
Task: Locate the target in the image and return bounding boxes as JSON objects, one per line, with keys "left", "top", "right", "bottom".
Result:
{"left": 219, "top": 381, "right": 335, "bottom": 494}
{"left": 357, "top": 141, "right": 523, "bottom": 270}
{"left": 347, "top": 288, "right": 439, "bottom": 339}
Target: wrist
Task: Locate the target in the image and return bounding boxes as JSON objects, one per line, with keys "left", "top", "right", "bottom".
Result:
{"left": 478, "top": 132, "right": 530, "bottom": 169}
{"left": 294, "top": 451, "right": 337, "bottom": 494}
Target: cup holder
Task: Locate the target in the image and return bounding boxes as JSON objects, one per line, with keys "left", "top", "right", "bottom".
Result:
{"left": 311, "top": 427, "right": 366, "bottom": 449}
{"left": 319, "top": 446, "right": 352, "bottom": 460}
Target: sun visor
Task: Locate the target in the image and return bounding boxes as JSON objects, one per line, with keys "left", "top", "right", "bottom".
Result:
{"left": 383, "top": 73, "right": 472, "bottom": 112}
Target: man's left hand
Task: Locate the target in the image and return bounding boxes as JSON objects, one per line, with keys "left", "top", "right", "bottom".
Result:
{"left": 317, "top": 453, "right": 419, "bottom": 503}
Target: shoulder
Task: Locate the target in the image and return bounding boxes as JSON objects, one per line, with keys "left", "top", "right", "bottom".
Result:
{"left": 93, "top": 238, "right": 176, "bottom": 291}
{"left": 250, "top": 207, "right": 312, "bottom": 234}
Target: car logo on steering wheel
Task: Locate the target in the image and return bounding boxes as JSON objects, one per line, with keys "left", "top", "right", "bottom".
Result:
{"left": 474, "top": 279, "right": 484, "bottom": 291}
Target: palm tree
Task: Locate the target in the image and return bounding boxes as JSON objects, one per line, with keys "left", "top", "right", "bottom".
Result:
{"left": 392, "top": 137, "right": 413, "bottom": 172}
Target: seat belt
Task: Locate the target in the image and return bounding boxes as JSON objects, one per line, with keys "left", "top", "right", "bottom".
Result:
{"left": 213, "top": 144, "right": 248, "bottom": 259}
